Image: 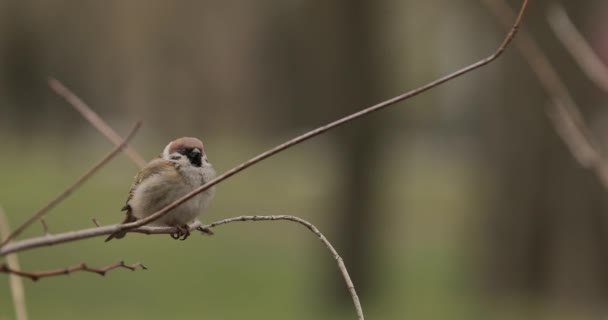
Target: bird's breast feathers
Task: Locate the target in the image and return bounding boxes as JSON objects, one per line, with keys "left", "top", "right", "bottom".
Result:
{"left": 125, "top": 159, "right": 213, "bottom": 225}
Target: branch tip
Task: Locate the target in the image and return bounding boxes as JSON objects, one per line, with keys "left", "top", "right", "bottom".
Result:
{"left": 48, "top": 78, "right": 147, "bottom": 168}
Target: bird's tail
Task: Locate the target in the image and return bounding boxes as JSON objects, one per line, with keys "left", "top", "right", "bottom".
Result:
{"left": 105, "top": 213, "right": 136, "bottom": 242}
{"left": 104, "top": 231, "right": 126, "bottom": 242}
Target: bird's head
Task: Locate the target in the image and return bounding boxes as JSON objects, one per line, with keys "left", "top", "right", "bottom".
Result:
{"left": 162, "top": 137, "right": 209, "bottom": 167}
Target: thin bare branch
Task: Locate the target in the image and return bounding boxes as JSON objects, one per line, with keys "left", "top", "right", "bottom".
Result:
{"left": 0, "top": 206, "right": 28, "bottom": 320}
{"left": 547, "top": 4, "right": 608, "bottom": 93}
{"left": 0, "top": 121, "right": 142, "bottom": 248}
{"left": 48, "top": 78, "right": 147, "bottom": 168}
{"left": 482, "top": 0, "right": 608, "bottom": 188}
{"left": 92, "top": 218, "right": 101, "bottom": 227}
{"left": 0, "top": 261, "right": 147, "bottom": 281}
{"left": 207, "top": 215, "right": 363, "bottom": 320}
{"left": 547, "top": 99, "right": 599, "bottom": 169}
{"left": 109, "top": 0, "right": 529, "bottom": 236}
{"left": 0, "top": 221, "right": 206, "bottom": 256}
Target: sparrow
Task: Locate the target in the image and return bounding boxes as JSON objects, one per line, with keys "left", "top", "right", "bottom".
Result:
{"left": 105, "top": 137, "right": 216, "bottom": 241}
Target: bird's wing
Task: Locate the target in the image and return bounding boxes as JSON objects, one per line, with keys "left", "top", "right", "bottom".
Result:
{"left": 106, "top": 159, "right": 178, "bottom": 242}
{"left": 122, "top": 158, "right": 177, "bottom": 212}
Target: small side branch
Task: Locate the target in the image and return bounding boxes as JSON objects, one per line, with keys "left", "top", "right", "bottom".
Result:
{"left": 40, "top": 217, "right": 49, "bottom": 235}
{"left": 0, "top": 261, "right": 147, "bottom": 281}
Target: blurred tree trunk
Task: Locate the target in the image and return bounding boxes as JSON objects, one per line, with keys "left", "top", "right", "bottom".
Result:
{"left": 323, "top": 0, "right": 387, "bottom": 305}
{"left": 267, "top": 0, "right": 390, "bottom": 306}
{"left": 478, "top": 0, "right": 608, "bottom": 309}
{"left": 0, "top": 2, "right": 47, "bottom": 135}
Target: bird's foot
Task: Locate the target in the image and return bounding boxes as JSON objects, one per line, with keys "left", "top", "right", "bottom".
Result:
{"left": 170, "top": 225, "right": 190, "bottom": 240}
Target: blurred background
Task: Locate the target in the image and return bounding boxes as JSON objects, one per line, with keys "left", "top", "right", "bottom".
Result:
{"left": 1, "top": 0, "right": 608, "bottom": 319}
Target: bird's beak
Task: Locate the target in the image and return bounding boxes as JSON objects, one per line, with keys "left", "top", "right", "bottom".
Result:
{"left": 188, "top": 148, "right": 202, "bottom": 167}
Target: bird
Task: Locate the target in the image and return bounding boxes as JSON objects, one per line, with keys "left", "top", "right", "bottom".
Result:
{"left": 105, "top": 137, "right": 216, "bottom": 241}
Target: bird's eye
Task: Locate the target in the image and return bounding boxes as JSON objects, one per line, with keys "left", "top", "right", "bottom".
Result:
{"left": 188, "top": 148, "right": 202, "bottom": 157}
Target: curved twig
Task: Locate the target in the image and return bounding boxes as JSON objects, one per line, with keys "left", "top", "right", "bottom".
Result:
{"left": 208, "top": 215, "right": 363, "bottom": 320}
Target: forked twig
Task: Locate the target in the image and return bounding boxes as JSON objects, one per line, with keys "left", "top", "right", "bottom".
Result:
{"left": 482, "top": 0, "right": 608, "bottom": 188}
{"left": 0, "top": 206, "right": 28, "bottom": 320}
{"left": 0, "top": 261, "right": 147, "bottom": 281}
{"left": 48, "top": 78, "right": 147, "bottom": 168}
{"left": 0, "top": 121, "right": 142, "bottom": 248}
{"left": 547, "top": 4, "right": 608, "bottom": 93}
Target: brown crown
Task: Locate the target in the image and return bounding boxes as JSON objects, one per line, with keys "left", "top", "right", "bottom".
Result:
{"left": 167, "top": 137, "right": 204, "bottom": 154}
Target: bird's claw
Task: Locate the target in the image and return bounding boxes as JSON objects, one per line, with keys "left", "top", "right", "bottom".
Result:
{"left": 170, "top": 225, "right": 190, "bottom": 240}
